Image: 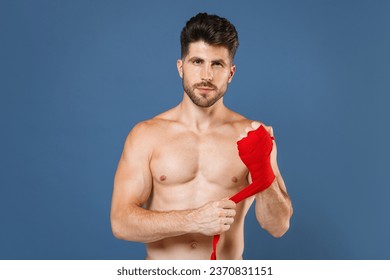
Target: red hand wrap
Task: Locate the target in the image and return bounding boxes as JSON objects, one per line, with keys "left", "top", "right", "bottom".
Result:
{"left": 210, "top": 125, "right": 275, "bottom": 260}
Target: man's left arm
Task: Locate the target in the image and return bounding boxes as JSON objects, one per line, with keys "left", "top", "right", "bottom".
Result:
{"left": 243, "top": 122, "right": 293, "bottom": 238}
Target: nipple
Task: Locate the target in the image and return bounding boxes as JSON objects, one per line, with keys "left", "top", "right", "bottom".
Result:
{"left": 231, "top": 176, "right": 238, "bottom": 183}
{"left": 160, "top": 175, "right": 167, "bottom": 181}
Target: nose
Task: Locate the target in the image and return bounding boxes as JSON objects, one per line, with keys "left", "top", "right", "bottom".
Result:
{"left": 201, "top": 64, "right": 213, "bottom": 81}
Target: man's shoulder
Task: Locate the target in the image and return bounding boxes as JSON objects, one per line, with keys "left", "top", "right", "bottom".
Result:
{"left": 123, "top": 110, "right": 181, "bottom": 153}
{"left": 128, "top": 109, "right": 178, "bottom": 139}
{"left": 130, "top": 118, "right": 169, "bottom": 136}
{"left": 226, "top": 112, "right": 270, "bottom": 135}
{"left": 226, "top": 110, "right": 255, "bottom": 128}
{"left": 122, "top": 119, "right": 163, "bottom": 153}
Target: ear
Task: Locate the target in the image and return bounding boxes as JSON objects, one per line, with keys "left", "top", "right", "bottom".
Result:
{"left": 228, "top": 64, "right": 236, "bottom": 83}
{"left": 177, "top": 59, "right": 183, "bottom": 78}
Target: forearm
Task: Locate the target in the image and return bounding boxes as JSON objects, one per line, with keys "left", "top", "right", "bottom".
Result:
{"left": 255, "top": 177, "right": 293, "bottom": 237}
{"left": 111, "top": 205, "right": 196, "bottom": 243}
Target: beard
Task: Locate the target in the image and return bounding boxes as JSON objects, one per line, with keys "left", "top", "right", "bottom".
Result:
{"left": 182, "top": 74, "right": 228, "bottom": 108}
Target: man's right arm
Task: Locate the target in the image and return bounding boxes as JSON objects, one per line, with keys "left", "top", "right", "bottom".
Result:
{"left": 110, "top": 121, "right": 236, "bottom": 243}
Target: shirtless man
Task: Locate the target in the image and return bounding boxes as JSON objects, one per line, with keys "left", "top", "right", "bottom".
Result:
{"left": 110, "top": 13, "right": 293, "bottom": 260}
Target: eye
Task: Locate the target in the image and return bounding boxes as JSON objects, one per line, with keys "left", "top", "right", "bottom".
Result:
{"left": 193, "top": 59, "right": 202, "bottom": 65}
{"left": 212, "top": 62, "right": 223, "bottom": 67}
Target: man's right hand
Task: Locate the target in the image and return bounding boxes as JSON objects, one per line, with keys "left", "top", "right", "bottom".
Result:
{"left": 189, "top": 199, "right": 237, "bottom": 236}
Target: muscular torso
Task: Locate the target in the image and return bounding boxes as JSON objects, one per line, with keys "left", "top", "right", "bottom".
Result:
{"left": 144, "top": 109, "right": 254, "bottom": 259}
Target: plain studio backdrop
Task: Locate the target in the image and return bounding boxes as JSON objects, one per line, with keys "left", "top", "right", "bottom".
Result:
{"left": 0, "top": 0, "right": 389, "bottom": 259}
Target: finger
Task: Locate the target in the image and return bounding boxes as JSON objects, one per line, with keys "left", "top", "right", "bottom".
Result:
{"left": 220, "top": 224, "right": 231, "bottom": 232}
{"left": 265, "top": 125, "right": 274, "bottom": 138}
{"left": 251, "top": 121, "right": 261, "bottom": 130}
{"left": 224, "top": 199, "right": 236, "bottom": 208}
{"left": 269, "top": 126, "right": 274, "bottom": 138}
{"left": 217, "top": 208, "right": 236, "bottom": 218}
{"left": 244, "top": 126, "right": 252, "bottom": 133}
{"left": 224, "top": 209, "right": 236, "bottom": 217}
{"left": 218, "top": 199, "right": 236, "bottom": 209}
{"left": 237, "top": 132, "right": 246, "bottom": 141}
{"left": 222, "top": 217, "right": 234, "bottom": 225}
{"left": 261, "top": 123, "right": 273, "bottom": 137}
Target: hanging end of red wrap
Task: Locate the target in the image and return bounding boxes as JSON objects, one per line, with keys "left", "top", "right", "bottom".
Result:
{"left": 210, "top": 234, "right": 220, "bottom": 260}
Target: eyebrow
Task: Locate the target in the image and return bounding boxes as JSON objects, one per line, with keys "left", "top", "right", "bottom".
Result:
{"left": 188, "top": 56, "right": 227, "bottom": 66}
{"left": 188, "top": 56, "right": 204, "bottom": 62}
{"left": 211, "top": 59, "right": 227, "bottom": 66}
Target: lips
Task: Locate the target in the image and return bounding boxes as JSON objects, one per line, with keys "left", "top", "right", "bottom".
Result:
{"left": 196, "top": 85, "right": 216, "bottom": 91}
{"left": 194, "top": 82, "right": 217, "bottom": 91}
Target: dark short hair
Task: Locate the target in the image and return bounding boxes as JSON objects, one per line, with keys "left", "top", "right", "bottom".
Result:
{"left": 180, "top": 13, "right": 239, "bottom": 59}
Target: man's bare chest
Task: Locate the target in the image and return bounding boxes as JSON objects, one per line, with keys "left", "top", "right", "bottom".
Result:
{"left": 149, "top": 131, "right": 248, "bottom": 187}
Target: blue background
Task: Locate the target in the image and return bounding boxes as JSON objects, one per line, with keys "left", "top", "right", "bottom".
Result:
{"left": 1, "top": 0, "right": 389, "bottom": 259}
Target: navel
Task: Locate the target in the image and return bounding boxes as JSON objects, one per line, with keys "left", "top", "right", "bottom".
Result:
{"left": 231, "top": 176, "right": 238, "bottom": 183}
{"left": 190, "top": 241, "right": 198, "bottom": 249}
{"left": 159, "top": 175, "right": 167, "bottom": 182}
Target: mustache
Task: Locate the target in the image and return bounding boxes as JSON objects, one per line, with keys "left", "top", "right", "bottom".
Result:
{"left": 193, "top": 81, "right": 217, "bottom": 89}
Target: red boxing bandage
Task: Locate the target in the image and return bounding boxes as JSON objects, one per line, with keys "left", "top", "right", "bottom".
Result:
{"left": 210, "top": 125, "right": 275, "bottom": 260}
{"left": 230, "top": 125, "right": 275, "bottom": 203}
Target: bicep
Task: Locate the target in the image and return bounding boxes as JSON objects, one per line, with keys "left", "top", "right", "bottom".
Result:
{"left": 113, "top": 155, "right": 152, "bottom": 208}
{"left": 111, "top": 125, "right": 153, "bottom": 213}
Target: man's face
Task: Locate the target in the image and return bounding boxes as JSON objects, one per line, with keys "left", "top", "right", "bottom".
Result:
{"left": 177, "top": 41, "right": 236, "bottom": 108}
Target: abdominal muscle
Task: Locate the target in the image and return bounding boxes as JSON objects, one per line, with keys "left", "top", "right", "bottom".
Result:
{"left": 146, "top": 233, "right": 216, "bottom": 260}
{"left": 145, "top": 226, "right": 248, "bottom": 260}
{"left": 144, "top": 179, "right": 253, "bottom": 260}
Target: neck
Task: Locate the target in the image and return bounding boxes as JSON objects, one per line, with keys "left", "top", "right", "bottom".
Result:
{"left": 178, "top": 93, "right": 228, "bottom": 132}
